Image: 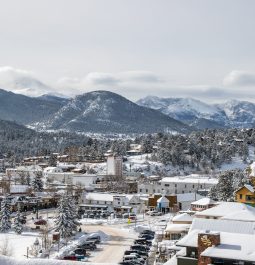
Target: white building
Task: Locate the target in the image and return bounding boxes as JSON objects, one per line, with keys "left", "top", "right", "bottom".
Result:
{"left": 138, "top": 174, "right": 218, "bottom": 195}
{"left": 107, "top": 155, "right": 123, "bottom": 177}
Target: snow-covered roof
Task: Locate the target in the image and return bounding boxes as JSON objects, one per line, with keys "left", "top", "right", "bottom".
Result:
{"left": 172, "top": 213, "right": 194, "bottom": 223}
{"left": 86, "top": 192, "right": 114, "bottom": 202}
{"left": 177, "top": 193, "right": 204, "bottom": 202}
{"left": 222, "top": 208, "right": 255, "bottom": 222}
{"left": 157, "top": 196, "right": 169, "bottom": 203}
{"left": 190, "top": 218, "right": 255, "bottom": 235}
{"left": 160, "top": 175, "right": 218, "bottom": 185}
{"left": 244, "top": 184, "right": 254, "bottom": 193}
{"left": 201, "top": 232, "right": 255, "bottom": 262}
{"left": 195, "top": 202, "right": 255, "bottom": 218}
{"left": 165, "top": 223, "right": 190, "bottom": 233}
{"left": 191, "top": 197, "right": 216, "bottom": 206}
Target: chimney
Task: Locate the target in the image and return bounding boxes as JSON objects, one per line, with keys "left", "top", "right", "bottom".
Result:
{"left": 197, "top": 231, "right": 220, "bottom": 265}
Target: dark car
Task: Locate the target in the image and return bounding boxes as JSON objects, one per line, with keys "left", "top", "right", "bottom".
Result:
{"left": 130, "top": 245, "right": 150, "bottom": 252}
{"left": 138, "top": 234, "right": 154, "bottom": 240}
{"left": 86, "top": 235, "right": 101, "bottom": 244}
{"left": 124, "top": 250, "right": 148, "bottom": 257}
{"left": 134, "top": 239, "right": 152, "bottom": 246}
{"left": 140, "top": 230, "right": 155, "bottom": 235}
{"left": 73, "top": 248, "right": 86, "bottom": 255}
{"left": 78, "top": 241, "right": 96, "bottom": 250}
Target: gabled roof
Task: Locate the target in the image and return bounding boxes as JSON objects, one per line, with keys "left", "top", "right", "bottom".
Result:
{"left": 177, "top": 218, "right": 255, "bottom": 248}
{"left": 236, "top": 184, "right": 255, "bottom": 193}
{"left": 201, "top": 232, "right": 255, "bottom": 262}
{"left": 172, "top": 213, "right": 194, "bottom": 223}
{"left": 195, "top": 202, "right": 255, "bottom": 218}
{"left": 191, "top": 197, "right": 216, "bottom": 206}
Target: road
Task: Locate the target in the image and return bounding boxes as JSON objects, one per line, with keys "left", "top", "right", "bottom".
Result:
{"left": 81, "top": 225, "right": 137, "bottom": 263}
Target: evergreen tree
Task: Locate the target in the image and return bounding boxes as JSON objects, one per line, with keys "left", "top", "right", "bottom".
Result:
{"left": 13, "top": 205, "right": 23, "bottom": 234}
{"left": 0, "top": 197, "right": 11, "bottom": 232}
{"left": 54, "top": 195, "right": 78, "bottom": 239}
{"left": 31, "top": 173, "right": 43, "bottom": 192}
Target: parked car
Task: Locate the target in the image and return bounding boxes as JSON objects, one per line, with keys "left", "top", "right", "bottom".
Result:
{"left": 73, "top": 248, "right": 86, "bottom": 255}
{"left": 86, "top": 235, "right": 101, "bottom": 244}
{"left": 78, "top": 241, "right": 97, "bottom": 250}
{"left": 140, "top": 230, "right": 155, "bottom": 235}
{"left": 134, "top": 239, "right": 152, "bottom": 246}
{"left": 63, "top": 256, "right": 77, "bottom": 260}
{"left": 130, "top": 245, "right": 150, "bottom": 252}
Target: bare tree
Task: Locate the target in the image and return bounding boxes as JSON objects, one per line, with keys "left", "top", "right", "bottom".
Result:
{"left": 0, "top": 237, "right": 13, "bottom": 256}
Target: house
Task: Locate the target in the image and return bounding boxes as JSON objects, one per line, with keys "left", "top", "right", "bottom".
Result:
{"left": 235, "top": 184, "right": 255, "bottom": 206}
{"left": 148, "top": 194, "right": 177, "bottom": 212}
{"left": 138, "top": 174, "right": 218, "bottom": 195}
{"left": 190, "top": 198, "right": 217, "bottom": 211}
{"left": 194, "top": 201, "right": 255, "bottom": 220}
{"left": 177, "top": 193, "right": 205, "bottom": 211}
{"left": 174, "top": 218, "right": 255, "bottom": 265}
{"left": 79, "top": 192, "right": 143, "bottom": 213}
{"left": 164, "top": 213, "right": 194, "bottom": 240}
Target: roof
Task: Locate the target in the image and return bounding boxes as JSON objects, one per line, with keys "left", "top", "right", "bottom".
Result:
{"left": 157, "top": 196, "right": 169, "bottom": 203}
{"left": 191, "top": 197, "right": 216, "bottom": 206}
{"left": 244, "top": 184, "right": 254, "bottom": 193}
{"left": 172, "top": 213, "right": 194, "bottom": 223}
{"left": 86, "top": 193, "right": 114, "bottom": 202}
{"left": 190, "top": 218, "right": 255, "bottom": 235}
{"left": 195, "top": 202, "right": 255, "bottom": 218}
{"left": 201, "top": 232, "right": 255, "bottom": 262}
{"left": 165, "top": 223, "right": 190, "bottom": 233}
{"left": 161, "top": 175, "right": 218, "bottom": 185}
{"left": 177, "top": 193, "right": 204, "bottom": 202}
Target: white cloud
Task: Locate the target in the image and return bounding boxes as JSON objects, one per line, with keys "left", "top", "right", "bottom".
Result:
{"left": 0, "top": 66, "right": 53, "bottom": 97}
{"left": 223, "top": 70, "right": 255, "bottom": 87}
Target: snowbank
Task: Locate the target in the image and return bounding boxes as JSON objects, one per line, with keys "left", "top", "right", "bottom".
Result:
{"left": 0, "top": 255, "right": 118, "bottom": 265}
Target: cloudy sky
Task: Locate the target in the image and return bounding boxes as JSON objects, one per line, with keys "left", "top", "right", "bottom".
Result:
{"left": 0, "top": 0, "right": 255, "bottom": 102}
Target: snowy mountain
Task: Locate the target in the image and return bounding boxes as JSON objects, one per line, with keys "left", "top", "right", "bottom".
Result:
{"left": 36, "top": 90, "right": 191, "bottom": 134}
{"left": 137, "top": 96, "right": 227, "bottom": 129}
{"left": 37, "top": 93, "right": 70, "bottom": 105}
{"left": 0, "top": 89, "right": 65, "bottom": 124}
{"left": 216, "top": 100, "right": 255, "bottom": 127}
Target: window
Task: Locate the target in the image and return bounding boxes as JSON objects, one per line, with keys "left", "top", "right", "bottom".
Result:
{"left": 200, "top": 185, "right": 203, "bottom": 189}
{"left": 192, "top": 185, "right": 195, "bottom": 189}
{"left": 140, "top": 189, "right": 142, "bottom": 192}
{"left": 246, "top": 195, "right": 252, "bottom": 201}
{"left": 175, "top": 184, "right": 177, "bottom": 187}
{"left": 146, "top": 189, "right": 148, "bottom": 192}
{"left": 185, "top": 184, "right": 187, "bottom": 188}
{"left": 165, "top": 184, "right": 169, "bottom": 187}
{"left": 239, "top": 194, "right": 243, "bottom": 199}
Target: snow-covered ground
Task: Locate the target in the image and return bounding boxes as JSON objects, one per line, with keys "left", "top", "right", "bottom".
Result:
{"left": 0, "top": 231, "right": 40, "bottom": 259}
{"left": 219, "top": 145, "right": 255, "bottom": 172}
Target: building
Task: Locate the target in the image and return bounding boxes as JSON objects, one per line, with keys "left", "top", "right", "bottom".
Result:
{"left": 174, "top": 218, "right": 255, "bottom": 265}
{"left": 107, "top": 155, "right": 123, "bottom": 177}
{"left": 79, "top": 192, "right": 143, "bottom": 213}
{"left": 190, "top": 198, "right": 217, "bottom": 211}
{"left": 138, "top": 174, "right": 218, "bottom": 195}
{"left": 235, "top": 184, "right": 255, "bottom": 206}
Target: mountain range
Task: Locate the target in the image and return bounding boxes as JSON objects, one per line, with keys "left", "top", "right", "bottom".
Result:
{"left": 137, "top": 96, "right": 255, "bottom": 129}
{"left": 1, "top": 87, "right": 255, "bottom": 134}
{"left": 0, "top": 89, "right": 190, "bottom": 134}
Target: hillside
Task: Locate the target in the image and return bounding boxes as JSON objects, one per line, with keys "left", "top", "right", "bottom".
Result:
{"left": 36, "top": 91, "right": 191, "bottom": 134}
{"left": 0, "top": 89, "right": 65, "bottom": 124}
